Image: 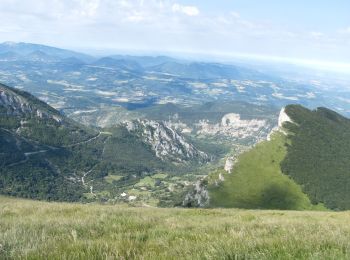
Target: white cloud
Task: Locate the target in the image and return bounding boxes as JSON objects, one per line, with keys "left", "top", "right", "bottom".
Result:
{"left": 230, "top": 12, "right": 240, "bottom": 19}
{"left": 0, "top": 0, "right": 349, "bottom": 64}
{"left": 310, "top": 31, "right": 324, "bottom": 38}
{"left": 78, "top": 0, "right": 100, "bottom": 17}
{"left": 338, "top": 26, "right": 350, "bottom": 34}
{"left": 172, "top": 3, "right": 199, "bottom": 16}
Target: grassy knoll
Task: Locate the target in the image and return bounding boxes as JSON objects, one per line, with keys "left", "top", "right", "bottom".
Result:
{"left": 1, "top": 196, "right": 350, "bottom": 259}
{"left": 209, "top": 133, "right": 320, "bottom": 210}
{"left": 104, "top": 174, "right": 123, "bottom": 184}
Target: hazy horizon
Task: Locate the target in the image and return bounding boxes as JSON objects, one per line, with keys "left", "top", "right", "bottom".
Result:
{"left": 1, "top": 0, "right": 349, "bottom": 71}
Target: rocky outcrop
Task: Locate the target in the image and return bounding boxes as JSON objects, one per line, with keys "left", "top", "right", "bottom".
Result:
{"left": 267, "top": 107, "right": 295, "bottom": 140}
{"left": 0, "top": 83, "right": 94, "bottom": 146}
{"left": 278, "top": 107, "right": 293, "bottom": 128}
{"left": 182, "top": 179, "right": 209, "bottom": 207}
{"left": 0, "top": 84, "right": 62, "bottom": 122}
{"left": 124, "top": 119, "right": 209, "bottom": 163}
{"left": 224, "top": 156, "right": 235, "bottom": 173}
{"left": 196, "top": 113, "right": 269, "bottom": 142}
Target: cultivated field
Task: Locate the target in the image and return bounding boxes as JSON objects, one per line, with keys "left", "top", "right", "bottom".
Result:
{"left": 0, "top": 196, "right": 349, "bottom": 259}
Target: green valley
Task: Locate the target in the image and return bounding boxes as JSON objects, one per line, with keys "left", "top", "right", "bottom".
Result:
{"left": 3, "top": 81, "right": 350, "bottom": 211}
{"left": 0, "top": 83, "right": 215, "bottom": 205}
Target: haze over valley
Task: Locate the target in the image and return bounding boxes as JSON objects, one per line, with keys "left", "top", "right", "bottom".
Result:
{"left": 1, "top": 41, "right": 350, "bottom": 210}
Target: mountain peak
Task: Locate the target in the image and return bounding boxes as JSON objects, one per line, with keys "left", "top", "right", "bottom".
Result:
{"left": 0, "top": 83, "right": 62, "bottom": 121}
{"left": 0, "top": 41, "right": 94, "bottom": 62}
{"left": 2, "top": 41, "right": 18, "bottom": 46}
{"left": 0, "top": 83, "right": 96, "bottom": 147}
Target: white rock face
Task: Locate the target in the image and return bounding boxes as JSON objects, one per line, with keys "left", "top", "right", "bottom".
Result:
{"left": 128, "top": 195, "right": 137, "bottom": 201}
{"left": 224, "top": 156, "right": 235, "bottom": 173}
{"left": 221, "top": 113, "right": 240, "bottom": 126}
{"left": 267, "top": 107, "right": 294, "bottom": 140}
{"left": 278, "top": 107, "right": 293, "bottom": 128}
{"left": 124, "top": 119, "right": 208, "bottom": 163}
{"left": 196, "top": 113, "right": 268, "bottom": 140}
{"left": 166, "top": 120, "right": 193, "bottom": 134}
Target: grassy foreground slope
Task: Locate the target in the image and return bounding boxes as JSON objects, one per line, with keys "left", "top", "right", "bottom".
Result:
{"left": 1, "top": 196, "right": 350, "bottom": 259}
{"left": 209, "top": 133, "right": 319, "bottom": 210}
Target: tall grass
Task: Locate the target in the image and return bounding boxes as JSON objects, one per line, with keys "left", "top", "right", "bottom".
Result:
{"left": 1, "top": 196, "right": 350, "bottom": 259}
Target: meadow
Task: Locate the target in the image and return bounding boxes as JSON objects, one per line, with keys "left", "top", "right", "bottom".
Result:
{"left": 208, "top": 133, "right": 320, "bottom": 210}
{"left": 1, "top": 196, "right": 350, "bottom": 259}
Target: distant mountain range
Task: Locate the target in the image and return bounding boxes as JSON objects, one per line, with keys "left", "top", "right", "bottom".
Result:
{"left": 0, "top": 41, "right": 265, "bottom": 78}
{"left": 0, "top": 41, "right": 94, "bottom": 62}
{"left": 1, "top": 41, "right": 348, "bottom": 117}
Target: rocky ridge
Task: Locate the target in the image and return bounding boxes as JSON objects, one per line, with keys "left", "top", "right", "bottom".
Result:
{"left": 124, "top": 119, "right": 209, "bottom": 163}
{"left": 0, "top": 84, "right": 62, "bottom": 122}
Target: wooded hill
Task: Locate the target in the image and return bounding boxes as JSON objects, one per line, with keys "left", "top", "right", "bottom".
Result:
{"left": 210, "top": 105, "right": 350, "bottom": 210}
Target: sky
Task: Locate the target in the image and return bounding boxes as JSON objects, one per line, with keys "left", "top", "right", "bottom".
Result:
{"left": 1, "top": 0, "right": 350, "bottom": 68}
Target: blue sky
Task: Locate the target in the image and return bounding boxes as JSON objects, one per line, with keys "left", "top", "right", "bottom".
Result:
{"left": 1, "top": 0, "right": 349, "bottom": 68}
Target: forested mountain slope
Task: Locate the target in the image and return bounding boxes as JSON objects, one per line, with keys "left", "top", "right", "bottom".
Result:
{"left": 0, "top": 84, "right": 209, "bottom": 203}
{"left": 281, "top": 105, "right": 350, "bottom": 210}
{"left": 209, "top": 105, "right": 350, "bottom": 210}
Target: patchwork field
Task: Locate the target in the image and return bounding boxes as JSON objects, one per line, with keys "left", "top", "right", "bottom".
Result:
{"left": 1, "top": 196, "right": 350, "bottom": 259}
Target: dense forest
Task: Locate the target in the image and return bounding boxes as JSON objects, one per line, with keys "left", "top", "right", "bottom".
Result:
{"left": 282, "top": 105, "right": 350, "bottom": 210}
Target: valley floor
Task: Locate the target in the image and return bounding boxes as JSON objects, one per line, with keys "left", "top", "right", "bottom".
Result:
{"left": 1, "top": 196, "right": 349, "bottom": 259}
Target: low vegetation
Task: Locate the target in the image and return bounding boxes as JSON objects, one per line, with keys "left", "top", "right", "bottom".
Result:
{"left": 208, "top": 133, "right": 322, "bottom": 210}
{"left": 1, "top": 196, "right": 350, "bottom": 259}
